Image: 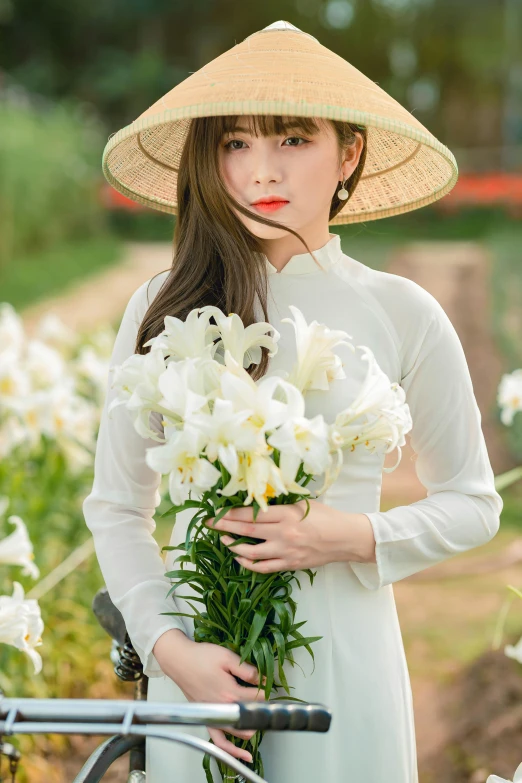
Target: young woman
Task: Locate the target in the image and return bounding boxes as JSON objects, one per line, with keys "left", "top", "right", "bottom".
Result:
{"left": 83, "top": 20, "right": 503, "bottom": 783}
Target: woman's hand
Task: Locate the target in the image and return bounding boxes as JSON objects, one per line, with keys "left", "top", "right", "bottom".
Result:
{"left": 155, "top": 630, "right": 266, "bottom": 764}
{"left": 205, "top": 498, "right": 349, "bottom": 573}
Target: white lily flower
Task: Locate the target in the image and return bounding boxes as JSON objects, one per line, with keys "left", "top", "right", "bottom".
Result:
{"left": 504, "top": 635, "right": 522, "bottom": 664}
{"left": 0, "top": 515, "right": 40, "bottom": 579}
{"left": 0, "top": 303, "right": 25, "bottom": 357}
{"left": 486, "top": 761, "right": 522, "bottom": 783}
{"left": 0, "top": 416, "right": 30, "bottom": 458}
{"left": 7, "top": 390, "right": 48, "bottom": 449}
{"left": 109, "top": 348, "right": 171, "bottom": 440}
{"left": 218, "top": 449, "right": 289, "bottom": 513}
{"left": 25, "top": 339, "right": 67, "bottom": 390}
{"left": 189, "top": 397, "right": 260, "bottom": 477}
{"left": 276, "top": 452, "right": 313, "bottom": 496}
{"left": 281, "top": 304, "right": 355, "bottom": 393}
{"left": 54, "top": 393, "right": 98, "bottom": 473}
{"left": 0, "top": 581, "right": 44, "bottom": 674}
{"left": 219, "top": 350, "right": 292, "bottom": 437}
{"left": 35, "top": 380, "right": 78, "bottom": 439}
{"left": 267, "top": 381, "right": 331, "bottom": 475}
{"left": 0, "top": 349, "right": 31, "bottom": 401}
{"left": 497, "top": 369, "right": 522, "bottom": 426}
{"left": 144, "top": 307, "right": 221, "bottom": 361}
{"left": 199, "top": 305, "right": 280, "bottom": 368}
{"left": 157, "top": 357, "right": 213, "bottom": 422}
{"left": 73, "top": 346, "right": 111, "bottom": 395}
{"left": 332, "top": 345, "right": 412, "bottom": 471}
{"left": 109, "top": 346, "right": 166, "bottom": 411}
{"left": 36, "top": 312, "right": 78, "bottom": 353}
{"left": 145, "top": 427, "right": 221, "bottom": 505}
{"left": 86, "top": 327, "right": 116, "bottom": 359}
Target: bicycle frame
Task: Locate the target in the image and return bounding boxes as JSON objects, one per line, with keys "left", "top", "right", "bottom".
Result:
{"left": 0, "top": 696, "right": 331, "bottom": 783}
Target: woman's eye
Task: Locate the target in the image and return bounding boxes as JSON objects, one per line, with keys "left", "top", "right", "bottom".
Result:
{"left": 224, "top": 139, "right": 246, "bottom": 150}
{"left": 284, "top": 136, "right": 307, "bottom": 146}
{"left": 224, "top": 136, "right": 308, "bottom": 151}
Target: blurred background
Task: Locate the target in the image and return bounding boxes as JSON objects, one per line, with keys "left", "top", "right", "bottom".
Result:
{"left": 0, "top": 2, "right": 521, "bottom": 781}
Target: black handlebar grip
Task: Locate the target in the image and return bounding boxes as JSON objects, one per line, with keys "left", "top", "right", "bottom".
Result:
{"left": 237, "top": 702, "right": 331, "bottom": 732}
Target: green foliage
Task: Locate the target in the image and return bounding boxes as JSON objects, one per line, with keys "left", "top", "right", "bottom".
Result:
{"left": 0, "top": 234, "right": 124, "bottom": 311}
{"left": 159, "top": 460, "right": 322, "bottom": 781}
{"left": 0, "top": 98, "right": 108, "bottom": 267}
{"left": 487, "top": 221, "right": 522, "bottom": 461}
{"left": 0, "top": 438, "right": 130, "bottom": 782}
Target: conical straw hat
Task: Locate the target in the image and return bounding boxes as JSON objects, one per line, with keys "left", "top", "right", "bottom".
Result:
{"left": 102, "top": 20, "right": 458, "bottom": 224}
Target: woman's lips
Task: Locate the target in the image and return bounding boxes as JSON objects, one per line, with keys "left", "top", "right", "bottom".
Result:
{"left": 252, "top": 201, "right": 289, "bottom": 212}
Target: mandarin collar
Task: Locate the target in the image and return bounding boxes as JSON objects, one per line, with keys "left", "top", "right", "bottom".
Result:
{"left": 262, "top": 233, "right": 343, "bottom": 276}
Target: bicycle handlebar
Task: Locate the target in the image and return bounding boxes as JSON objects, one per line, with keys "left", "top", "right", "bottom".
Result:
{"left": 0, "top": 697, "right": 331, "bottom": 733}
{"left": 237, "top": 701, "right": 331, "bottom": 731}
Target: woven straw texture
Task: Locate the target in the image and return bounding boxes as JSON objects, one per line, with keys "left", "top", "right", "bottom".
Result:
{"left": 102, "top": 21, "right": 458, "bottom": 224}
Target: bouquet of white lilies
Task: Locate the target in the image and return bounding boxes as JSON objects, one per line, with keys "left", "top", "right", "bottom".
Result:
{"left": 110, "top": 303, "right": 413, "bottom": 781}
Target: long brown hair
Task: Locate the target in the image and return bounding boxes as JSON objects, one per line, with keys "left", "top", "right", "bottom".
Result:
{"left": 136, "top": 114, "right": 367, "bottom": 381}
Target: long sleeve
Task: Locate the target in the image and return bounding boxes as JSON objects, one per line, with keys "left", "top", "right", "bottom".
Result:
{"left": 82, "top": 280, "right": 188, "bottom": 677}
{"left": 349, "top": 293, "right": 503, "bottom": 590}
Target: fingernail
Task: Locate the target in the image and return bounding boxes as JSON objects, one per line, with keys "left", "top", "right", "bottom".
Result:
{"left": 245, "top": 753, "right": 253, "bottom": 762}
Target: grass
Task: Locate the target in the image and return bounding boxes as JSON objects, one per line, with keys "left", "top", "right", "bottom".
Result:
{"left": 0, "top": 232, "right": 124, "bottom": 312}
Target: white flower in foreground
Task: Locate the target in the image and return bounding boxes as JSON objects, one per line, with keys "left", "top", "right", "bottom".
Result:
{"left": 199, "top": 306, "right": 280, "bottom": 368}
{"left": 0, "top": 515, "right": 39, "bottom": 579}
{"left": 157, "top": 358, "right": 214, "bottom": 424}
{"left": 486, "top": 761, "right": 522, "bottom": 783}
{"left": 35, "top": 312, "right": 78, "bottom": 353}
{"left": 504, "top": 635, "right": 522, "bottom": 664}
{"left": 189, "top": 397, "right": 260, "bottom": 477}
{"left": 267, "top": 380, "right": 331, "bottom": 476}
{"left": 281, "top": 304, "right": 355, "bottom": 393}
{"left": 109, "top": 346, "right": 166, "bottom": 410}
{"left": 145, "top": 427, "right": 221, "bottom": 505}
{"left": 144, "top": 307, "right": 220, "bottom": 361}
{"left": 219, "top": 350, "right": 292, "bottom": 437}
{"left": 0, "top": 303, "right": 25, "bottom": 357}
{"left": 0, "top": 582, "right": 44, "bottom": 674}
{"left": 332, "top": 345, "right": 412, "bottom": 471}
{"left": 497, "top": 369, "right": 522, "bottom": 426}
{"left": 218, "top": 450, "right": 289, "bottom": 512}
{"left": 109, "top": 347, "right": 169, "bottom": 440}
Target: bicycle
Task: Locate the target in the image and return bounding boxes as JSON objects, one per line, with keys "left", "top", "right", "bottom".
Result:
{"left": 0, "top": 587, "right": 332, "bottom": 782}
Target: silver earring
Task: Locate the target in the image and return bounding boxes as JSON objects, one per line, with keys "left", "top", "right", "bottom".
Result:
{"left": 337, "top": 178, "right": 349, "bottom": 201}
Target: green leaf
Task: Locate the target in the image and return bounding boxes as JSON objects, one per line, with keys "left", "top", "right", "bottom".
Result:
{"left": 252, "top": 639, "right": 265, "bottom": 689}
{"left": 259, "top": 636, "right": 275, "bottom": 698}
{"left": 286, "top": 635, "right": 323, "bottom": 651}
{"left": 239, "top": 605, "right": 269, "bottom": 664}
{"left": 269, "top": 598, "right": 291, "bottom": 636}
{"left": 269, "top": 625, "right": 289, "bottom": 695}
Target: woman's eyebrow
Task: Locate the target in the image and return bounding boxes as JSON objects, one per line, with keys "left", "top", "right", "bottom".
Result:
{"left": 225, "top": 123, "right": 312, "bottom": 135}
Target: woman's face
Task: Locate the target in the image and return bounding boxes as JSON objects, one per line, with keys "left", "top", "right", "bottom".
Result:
{"left": 217, "top": 116, "right": 364, "bottom": 241}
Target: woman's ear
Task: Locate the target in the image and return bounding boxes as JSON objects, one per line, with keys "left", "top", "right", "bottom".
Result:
{"left": 341, "top": 133, "right": 365, "bottom": 179}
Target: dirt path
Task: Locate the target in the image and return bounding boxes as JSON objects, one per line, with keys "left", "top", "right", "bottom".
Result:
{"left": 21, "top": 241, "right": 173, "bottom": 337}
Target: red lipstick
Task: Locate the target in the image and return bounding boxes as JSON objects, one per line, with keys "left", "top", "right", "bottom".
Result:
{"left": 251, "top": 196, "right": 289, "bottom": 213}
{"left": 254, "top": 202, "right": 288, "bottom": 212}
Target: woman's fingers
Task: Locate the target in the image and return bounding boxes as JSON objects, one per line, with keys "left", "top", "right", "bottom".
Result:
{"left": 236, "top": 683, "right": 268, "bottom": 701}
{"left": 222, "top": 725, "right": 256, "bottom": 740}
{"left": 207, "top": 727, "right": 253, "bottom": 763}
